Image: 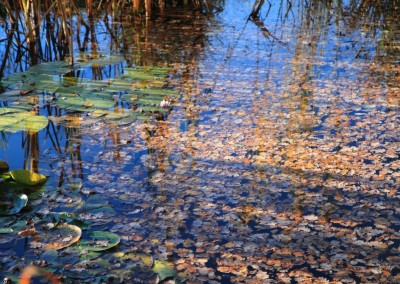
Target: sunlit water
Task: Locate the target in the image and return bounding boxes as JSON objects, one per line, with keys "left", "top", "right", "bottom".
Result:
{"left": 0, "top": 1, "right": 399, "bottom": 283}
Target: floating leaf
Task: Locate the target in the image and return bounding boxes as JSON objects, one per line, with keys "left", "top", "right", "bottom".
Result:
{"left": 55, "top": 95, "right": 114, "bottom": 112}
{"left": 75, "top": 53, "right": 124, "bottom": 68}
{"left": 23, "top": 115, "right": 49, "bottom": 133}
{"left": 0, "top": 89, "right": 37, "bottom": 104}
{"left": 36, "top": 224, "right": 82, "bottom": 250}
{"left": 91, "top": 109, "right": 148, "bottom": 124}
{"left": 124, "top": 67, "right": 167, "bottom": 81}
{"left": 79, "top": 231, "right": 120, "bottom": 251}
{"left": 1, "top": 61, "right": 70, "bottom": 91}
{"left": 0, "top": 111, "right": 48, "bottom": 133}
{"left": 10, "top": 170, "right": 47, "bottom": 186}
{"left": 153, "top": 260, "right": 176, "bottom": 281}
{"left": 27, "top": 60, "right": 72, "bottom": 76}
{"left": 127, "top": 88, "right": 179, "bottom": 97}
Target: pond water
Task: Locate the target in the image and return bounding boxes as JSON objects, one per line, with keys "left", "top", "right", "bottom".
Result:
{"left": 0, "top": 0, "right": 399, "bottom": 283}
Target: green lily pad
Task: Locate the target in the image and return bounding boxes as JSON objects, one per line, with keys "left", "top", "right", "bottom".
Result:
{"left": 123, "top": 66, "right": 171, "bottom": 81}
{"left": 0, "top": 106, "right": 31, "bottom": 115}
{"left": 0, "top": 61, "right": 176, "bottom": 136}
{"left": 1, "top": 61, "right": 70, "bottom": 90}
{"left": 91, "top": 108, "right": 148, "bottom": 124}
{"left": 27, "top": 60, "right": 72, "bottom": 76}
{"left": 126, "top": 88, "right": 179, "bottom": 97}
{"left": 0, "top": 89, "right": 38, "bottom": 104}
{"left": 10, "top": 170, "right": 47, "bottom": 186}
{"left": 55, "top": 95, "right": 114, "bottom": 112}
{"left": 153, "top": 260, "right": 176, "bottom": 281}
{"left": 79, "top": 231, "right": 120, "bottom": 251}
{"left": 0, "top": 110, "right": 48, "bottom": 133}
{"left": 34, "top": 224, "right": 82, "bottom": 250}
{"left": 105, "top": 78, "right": 133, "bottom": 92}
{"left": 75, "top": 53, "right": 124, "bottom": 68}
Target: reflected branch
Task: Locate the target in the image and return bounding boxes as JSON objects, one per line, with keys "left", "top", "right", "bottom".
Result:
{"left": 249, "top": 15, "right": 287, "bottom": 45}
{"left": 0, "top": 26, "right": 14, "bottom": 79}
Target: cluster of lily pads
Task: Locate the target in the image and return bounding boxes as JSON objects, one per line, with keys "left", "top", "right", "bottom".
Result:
{"left": 0, "top": 54, "right": 180, "bottom": 132}
{"left": 0, "top": 55, "right": 180, "bottom": 282}
{"left": 0, "top": 158, "right": 177, "bottom": 282}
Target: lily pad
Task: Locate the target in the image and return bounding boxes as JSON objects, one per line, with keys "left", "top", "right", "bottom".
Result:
{"left": 0, "top": 110, "right": 48, "bottom": 133}
{"left": 91, "top": 109, "right": 148, "bottom": 124}
{"left": 126, "top": 88, "right": 179, "bottom": 97}
{"left": 1, "top": 61, "right": 177, "bottom": 131}
{"left": 0, "top": 194, "right": 28, "bottom": 215}
{"left": 123, "top": 66, "right": 171, "bottom": 81}
{"left": 75, "top": 53, "right": 124, "bottom": 68}
{"left": 153, "top": 260, "right": 176, "bottom": 281}
{"left": 34, "top": 224, "right": 82, "bottom": 250}
{"left": 55, "top": 95, "right": 114, "bottom": 112}
{"left": 10, "top": 170, "right": 47, "bottom": 186}
{"left": 0, "top": 89, "right": 37, "bottom": 104}
{"left": 1, "top": 61, "right": 70, "bottom": 90}
{"left": 79, "top": 231, "right": 120, "bottom": 251}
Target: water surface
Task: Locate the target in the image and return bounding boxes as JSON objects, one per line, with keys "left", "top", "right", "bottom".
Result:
{"left": 0, "top": 1, "right": 399, "bottom": 283}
